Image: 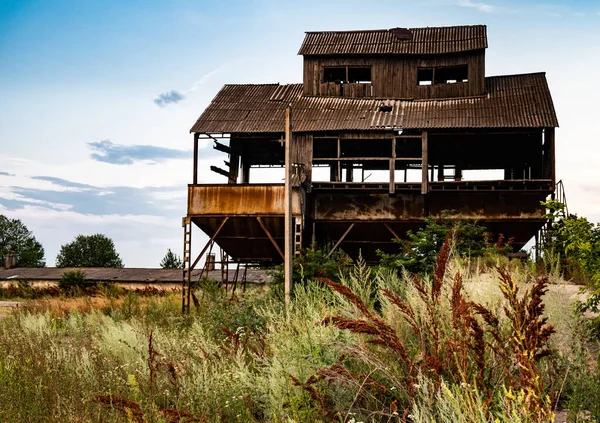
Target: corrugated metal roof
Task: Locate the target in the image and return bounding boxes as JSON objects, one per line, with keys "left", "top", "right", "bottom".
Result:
{"left": 189, "top": 73, "right": 558, "bottom": 133}
{"left": 298, "top": 25, "right": 487, "bottom": 56}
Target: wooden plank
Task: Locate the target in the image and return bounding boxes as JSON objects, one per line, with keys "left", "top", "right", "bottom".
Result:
{"left": 421, "top": 131, "right": 429, "bottom": 195}
{"left": 193, "top": 133, "right": 199, "bottom": 185}
{"left": 257, "top": 217, "right": 285, "bottom": 260}
{"left": 326, "top": 223, "right": 355, "bottom": 259}
{"left": 384, "top": 223, "right": 400, "bottom": 240}
{"left": 546, "top": 127, "right": 556, "bottom": 186}
{"left": 210, "top": 166, "right": 233, "bottom": 179}
{"left": 284, "top": 105, "right": 293, "bottom": 306}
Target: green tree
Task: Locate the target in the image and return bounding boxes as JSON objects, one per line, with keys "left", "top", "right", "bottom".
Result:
{"left": 542, "top": 199, "right": 600, "bottom": 335}
{"left": 0, "top": 215, "right": 45, "bottom": 267}
{"left": 160, "top": 249, "right": 183, "bottom": 269}
{"left": 56, "top": 234, "right": 124, "bottom": 268}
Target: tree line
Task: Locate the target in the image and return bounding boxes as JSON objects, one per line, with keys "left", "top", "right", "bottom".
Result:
{"left": 0, "top": 214, "right": 183, "bottom": 269}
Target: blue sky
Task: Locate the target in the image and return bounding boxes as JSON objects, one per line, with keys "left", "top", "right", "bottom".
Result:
{"left": 1, "top": 0, "right": 600, "bottom": 267}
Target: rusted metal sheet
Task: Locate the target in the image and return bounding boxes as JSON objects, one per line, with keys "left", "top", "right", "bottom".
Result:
{"left": 313, "top": 191, "right": 547, "bottom": 221}
{"left": 188, "top": 184, "right": 302, "bottom": 216}
{"left": 298, "top": 25, "right": 487, "bottom": 56}
{"left": 314, "top": 193, "right": 425, "bottom": 220}
{"left": 189, "top": 73, "right": 558, "bottom": 134}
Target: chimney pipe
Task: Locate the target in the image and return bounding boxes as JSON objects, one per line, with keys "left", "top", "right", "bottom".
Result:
{"left": 5, "top": 251, "right": 16, "bottom": 269}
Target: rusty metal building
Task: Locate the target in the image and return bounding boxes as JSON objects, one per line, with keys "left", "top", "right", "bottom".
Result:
{"left": 183, "top": 25, "right": 558, "bottom": 298}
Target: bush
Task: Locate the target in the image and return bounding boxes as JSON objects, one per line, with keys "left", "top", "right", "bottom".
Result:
{"left": 378, "top": 211, "right": 512, "bottom": 275}
{"left": 58, "top": 270, "right": 91, "bottom": 293}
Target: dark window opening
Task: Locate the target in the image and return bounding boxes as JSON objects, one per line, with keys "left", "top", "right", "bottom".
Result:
{"left": 341, "top": 139, "right": 392, "bottom": 159}
{"left": 418, "top": 65, "right": 468, "bottom": 86}
{"left": 395, "top": 138, "right": 421, "bottom": 158}
{"left": 313, "top": 138, "right": 338, "bottom": 158}
{"left": 348, "top": 67, "right": 371, "bottom": 83}
{"left": 418, "top": 68, "right": 433, "bottom": 86}
{"left": 323, "top": 67, "right": 346, "bottom": 83}
{"left": 434, "top": 65, "right": 468, "bottom": 84}
{"left": 379, "top": 105, "right": 393, "bottom": 113}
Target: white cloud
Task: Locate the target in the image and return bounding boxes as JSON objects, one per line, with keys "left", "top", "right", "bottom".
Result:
{"left": 455, "top": 0, "right": 496, "bottom": 13}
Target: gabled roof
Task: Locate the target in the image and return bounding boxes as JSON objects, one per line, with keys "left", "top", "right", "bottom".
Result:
{"left": 298, "top": 25, "right": 487, "bottom": 56}
{"left": 189, "top": 73, "right": 558, "bottom": 134}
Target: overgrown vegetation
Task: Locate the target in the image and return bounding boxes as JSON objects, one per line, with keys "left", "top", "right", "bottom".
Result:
{"left": 542, "top": 199, "right": 600, "bottom": 337}
{"left": 0, "top": 236, "right": 598, "bottom": 422}
{"left": 378, "top": 212, "right": 513, "bottom": 274}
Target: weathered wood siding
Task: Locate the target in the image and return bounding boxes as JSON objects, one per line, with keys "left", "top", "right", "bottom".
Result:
{"left": 291, "top": 133, "right": 313, "bottom": 184}
{"left": 303, "top": 51, "right": 485, "bottom": 99}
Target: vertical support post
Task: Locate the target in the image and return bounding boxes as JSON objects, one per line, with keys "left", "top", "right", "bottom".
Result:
{"left": 193, "top": 133, "right": 199, "bottom": 185}
{"left": 546, "top": 127, "right": 556, "bottom": 186}
{"left": 421, "top": 131, "right": 429, "bottom": 195}
{"left": 241, "top": 161, "right": 250, "bottom": 183}
{"left": 337, "top": 138, "right": 341, "bottom": 182}
{"left": 390, "top": 137, "right": 396, "bottom": 194}
{"left": 284, "top": 105, "right": 293, "bottom": 306}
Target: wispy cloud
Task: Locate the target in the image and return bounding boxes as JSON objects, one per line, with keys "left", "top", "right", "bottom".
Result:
{"left": 153, "top": 90, "right": 185, "bottom": 107}
{"left": 0, "top": 171, "right": 15, "bottom": 176}
{"left": 187, "top": 68, "right": 221, "bottom": 93}
{"left": 455, "top": 0, "right": 496, "bottom": 13}
{"left": 1, "top": 175, "right": 185, "bottom": 217}
{"left": 87, "top": 140, "right": 191, "bottom": 165}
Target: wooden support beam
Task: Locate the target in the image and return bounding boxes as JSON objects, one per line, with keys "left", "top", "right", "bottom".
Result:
{"left": 257, "top": 217, "right": 285, "bottom": 260}
{"left": 384, "top": 223, "right": 400, "bottom": 240}
{"left": 193, "top": 133, "right": 199, "bottom": 185}
{"left": 389, "top": 158, "right": 395, "bottom": 194}
{"left": 421, "top": 131, "right": 429, "bottom": 195}
{"left": 326, "top": 223, "right": 355, "bottom": 259}
{"left": 210, "top": 166, "right": 233, "bottom": 179}
{"left": 337, "top": 138, "right": 341, "bottom": 182}
{"left": 190, "top": 217, "right": 229, "bottom": 270}
{"left": 284, "top": 105, "right": 293, "bottom": 306}
{"left": 546, "top": 127, "right": 556, "bottom": 186}
{"left": 213, "top": 140, "right": 238, "bottom": 155}
{"left": 241, "top": 160, "right": 250, "bottom": 183}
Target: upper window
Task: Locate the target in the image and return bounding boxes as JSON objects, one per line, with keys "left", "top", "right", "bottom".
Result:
{"left": 418, "top": 65, "right": 468, "bottom": 86}
{"left": 323, "top": 67, "right": 346, "bottom": 83}
{"left": 348, "top": 67, "right": 371, "bottom": 83}
{"left": 323, "top": 66, "right": 372, "bottom": 84}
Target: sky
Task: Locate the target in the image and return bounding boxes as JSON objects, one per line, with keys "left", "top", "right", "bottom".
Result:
{"left": 1, "top": 0, "right": 599, "bottom": 267}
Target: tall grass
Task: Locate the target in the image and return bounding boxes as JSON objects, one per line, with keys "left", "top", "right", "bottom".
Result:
{"left": 0, "top": 251, "right": 598, "bottom": 422}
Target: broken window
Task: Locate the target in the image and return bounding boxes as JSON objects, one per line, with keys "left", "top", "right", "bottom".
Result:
{"left": 348, "top": 67, "right": 371, "bottom": 83}
{"left": 418, "top": 68, "right": 433, "bottom": 86}
{"left": 323, "top": 66, "right": 372, "bottom": 83}
{"left": 323, "top": 67, "right": 346, "bottom": 83}
{"left": 418, "top": 65, "right": 468, "bottom": 85}
{"left": 434, "top": 65, "right": 468, "bottom": 84}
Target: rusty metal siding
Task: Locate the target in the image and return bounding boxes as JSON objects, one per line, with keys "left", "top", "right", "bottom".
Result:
{"left": 187, "top": 184, "right": 302, "bottom": 216}
{"left": 189, "top": 73, "right": 558, "bottom": 134}
{"left": 298, "top": 25, "right": 487, "bottom": 56}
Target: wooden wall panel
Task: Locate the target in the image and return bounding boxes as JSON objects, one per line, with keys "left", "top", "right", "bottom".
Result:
{"left": 303, "top": 51, "right": 486, "bottom": 99}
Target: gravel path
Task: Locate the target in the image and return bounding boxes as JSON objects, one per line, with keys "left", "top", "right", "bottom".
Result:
{"left": 0, "top": 301, "right": 20, "bottom": 307}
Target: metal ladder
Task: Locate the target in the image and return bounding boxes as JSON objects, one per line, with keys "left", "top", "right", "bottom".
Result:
{"left": 535, "top": 180, "right": 568, "bottom": 261}
{"left": 181, "top": 217, "right": 192, "bottom": 313}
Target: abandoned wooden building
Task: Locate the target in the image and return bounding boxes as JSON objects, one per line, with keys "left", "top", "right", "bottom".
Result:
{"left": 183, "top": 24, "right": 558, "bottom": 300}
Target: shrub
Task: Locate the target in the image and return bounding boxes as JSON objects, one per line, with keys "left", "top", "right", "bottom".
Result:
{"left": 58, "top": 270, "right": 91, "bottom": 293}
{"left": 378, "top": 211, "right": 512, "bottom": 275}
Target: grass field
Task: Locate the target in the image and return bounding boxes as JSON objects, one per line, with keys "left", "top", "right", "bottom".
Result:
{"left": 0, "top": 256, "right": 598, "bottom": 423}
